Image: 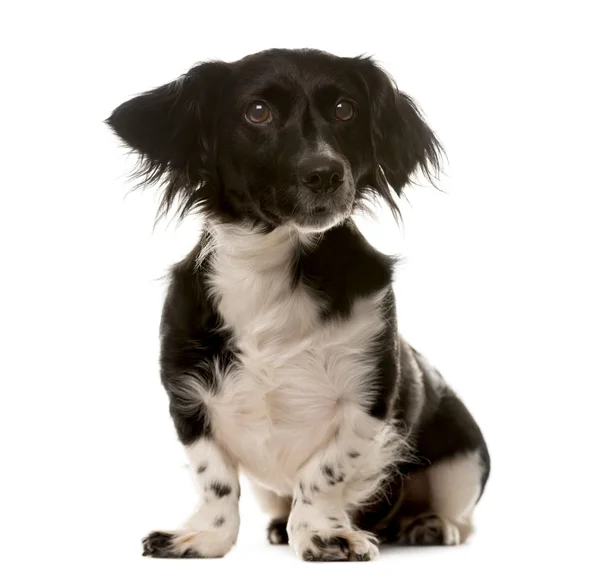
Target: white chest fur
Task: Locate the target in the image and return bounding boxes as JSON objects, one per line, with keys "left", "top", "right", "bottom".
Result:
{"left": 201, "top": 224, "right": 387, "bottom": 495}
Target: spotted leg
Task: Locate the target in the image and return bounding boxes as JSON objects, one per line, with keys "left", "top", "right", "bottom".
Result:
{"left": 287, "top": 411, "right": 401, "bottom": 562}
{"left": 142, "top": 438, "right": 240, "bottom": 558}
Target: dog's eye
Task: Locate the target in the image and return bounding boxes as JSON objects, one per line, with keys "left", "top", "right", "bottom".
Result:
{"left": 245, "top": 101, "right": 272, "bottom": 124}
{"left": 334, "top": 101, "right": 354, "bottom": 121}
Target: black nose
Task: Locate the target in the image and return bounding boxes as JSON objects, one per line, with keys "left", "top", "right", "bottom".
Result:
{"left": 299, "top": 156, "right": 345, "bottom": 193}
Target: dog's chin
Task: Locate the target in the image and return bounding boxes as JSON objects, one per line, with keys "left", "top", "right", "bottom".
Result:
{"left": 289, "top": 210, "right": 350, "bottom": 234}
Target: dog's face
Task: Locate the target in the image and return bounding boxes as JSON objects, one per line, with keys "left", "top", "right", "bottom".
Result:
{"left": 215, "top": 52, "right": 370, "bottom": 232}
{"left": 108, "top": 49, "right": 442, "bottom": 230}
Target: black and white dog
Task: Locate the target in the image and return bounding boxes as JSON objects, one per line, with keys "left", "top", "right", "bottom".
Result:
{"left": 108, "top": 48, "right": 489, "bottom": 562}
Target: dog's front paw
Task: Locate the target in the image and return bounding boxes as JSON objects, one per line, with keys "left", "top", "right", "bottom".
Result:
{"left": 291, "top": 529, "right": 378, "bottom": 562}
{"left": 142, "top": 507, "right": 239, "bottom": 559}
{"left": 142, "top": 531, "right": 203, "bottom": 558}
{"left": 142, "top": 526, "right": 237, "bottom": 559}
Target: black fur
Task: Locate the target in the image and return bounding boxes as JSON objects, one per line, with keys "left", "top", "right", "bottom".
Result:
{"left": 267, "top": 518, "right": 288, "bottom": 545}
{"left": 208, "top": 482, "right": 232, "bottom": 498}
{"left": 305, "top": 534, "right": 373, "bottom": 562}
{"left": 107, "top": 48, "right": 442, "bottom": 228}
{"left": 297, "top": 221, "right": 395, "bottom": 320}
{"left": 400, "top": 514, "right": 447, "bottom": 546}
{"left": 142, "top": 531, "right": 202, "bottom": 558}
{"left": 158, "top": 237, "right": 237, "bottom": 445}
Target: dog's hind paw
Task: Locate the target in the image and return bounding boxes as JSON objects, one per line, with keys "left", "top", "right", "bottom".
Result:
{"left": 267, "top": 518, "right": 289, "bottom": 545}
{"left": 397, "top": 513, "right": 463, "bottom": 546}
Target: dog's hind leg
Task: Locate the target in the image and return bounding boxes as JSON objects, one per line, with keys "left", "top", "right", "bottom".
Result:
{"left": 393, "top": 450, "right": 486, "bottom": 546}
{"left": 252, "top": 484, "right": 292, "bottom": 545}
{"left": 386, "top": 350, "right": 490, "bottom": 547}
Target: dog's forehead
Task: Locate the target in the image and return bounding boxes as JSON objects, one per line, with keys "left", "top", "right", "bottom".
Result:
{"left": 232, "top": 49, "right": 357, "bottom": 92}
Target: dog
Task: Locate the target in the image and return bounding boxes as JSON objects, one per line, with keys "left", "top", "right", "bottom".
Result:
{"left": 107, "top": 48, "right": 490, "bottom": 562}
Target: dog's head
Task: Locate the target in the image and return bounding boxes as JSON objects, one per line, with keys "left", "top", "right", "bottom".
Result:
{"left": 107, "top": 48, "right": 442, "bottom": 231}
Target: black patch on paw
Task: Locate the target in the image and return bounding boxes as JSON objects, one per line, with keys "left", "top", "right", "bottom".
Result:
{"left": 179, "top": 548, "right": 203, "bottom": 558}
{"left": 302, "top": 497, "right": 313, "bottom": 505}
{"left": 213, "top": 516, "right": 225, "bottom": 527}
{"left": 348, "top": 450, "right": 360, "bottom": 459}
{"left": 196, "top": 463, "right": 208, "bottom": 474}
{"left": 322, "top": 464, "right": 335, "bottom": 478}
{"left": 310, "top": 483, "right": 321, "bottom": 493}
{"left": 142, "top": 531, "right": 172, "bottom": 556}
{"left": 303, "top": 533, "right": 374, "bottom": 562}
{"left": 267, "top": 518, "right": 289, "bottom": 545}
{"left": 299, "top": 481, "right": 305, "bottom": 494}
{"left": 142, "top": 531, "right": 202, "bottom": 559}
{"left": 402, "top": 514, "right": 446, "bottom": 546}
{"left": 312, "top": 534, "right": 350, "bottom": 552}
{"left": 209, "top": 481, "right": 232, "bottom": 498}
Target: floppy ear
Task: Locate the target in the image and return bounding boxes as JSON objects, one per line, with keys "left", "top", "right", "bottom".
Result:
{"left": 358, "top": 58, "right": 443, "bottom": 214}
{"left": 106, "top": 61, "right": 230, "bottom": 218}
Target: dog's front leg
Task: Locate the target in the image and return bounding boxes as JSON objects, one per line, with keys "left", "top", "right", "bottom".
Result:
{"left": 287, "top": 411, "right": 398, "bottom": 562}
{"left": 142, "top": 380, "right": 241, "bottom": 560}
{"left": 143, "top": 435, "right": 240, "bottom": 558}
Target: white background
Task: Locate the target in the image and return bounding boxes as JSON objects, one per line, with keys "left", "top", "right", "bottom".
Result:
{"left": 2, "top": 1, "right": 599, "bottom": 575}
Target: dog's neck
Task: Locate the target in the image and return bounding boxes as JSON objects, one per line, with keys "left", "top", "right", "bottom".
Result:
{"left": 201, "top": 221, "right": 319, "bottom": 272}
